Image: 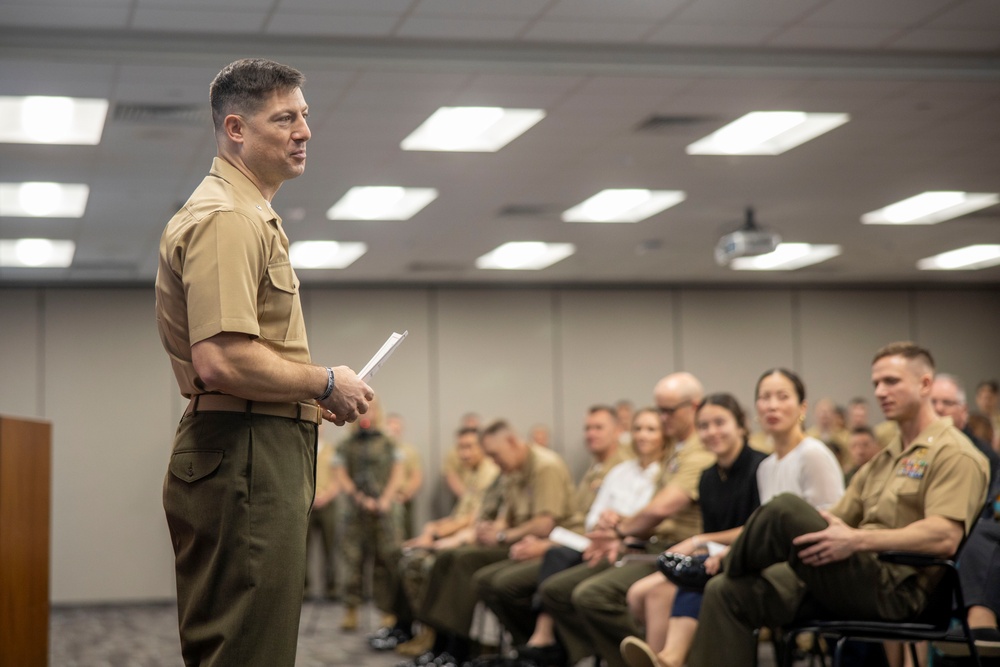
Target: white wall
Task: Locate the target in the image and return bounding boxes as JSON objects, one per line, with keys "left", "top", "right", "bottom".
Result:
{"left": 1, "top": 284, "right": 999, "bottom": 603}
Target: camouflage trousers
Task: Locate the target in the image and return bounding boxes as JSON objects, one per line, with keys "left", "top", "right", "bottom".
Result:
{"left": 338, "top": 501, "right": 403, "bottom": 611}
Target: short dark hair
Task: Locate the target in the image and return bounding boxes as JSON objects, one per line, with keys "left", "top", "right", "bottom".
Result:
{"left": 588, "top": 404, "right": 619, "bottom": 424}
{"left": 482, "top": 419, "right": 513, "bottom": 439}
{"left": 849, "top": 397, "right": 868, "bottom": 406}
{"left": 978, "top": 380, "right": 999, "bottom": 394}
{"left": 872, "top": 341, "right": 935, "bottom": 371}
{"left": 755, "top": 368, "right": 806, "bottom": 404}
{"left": 850, "top": 425, "right": 875, "bottom": 439}
{"left": 457, "top": 426, "right": 480, "bottom": 440}
{"left": 696, "top": 393, "right": 749, "bottom": 433}
{"left": 210, "top": 58, "right": 305, "bottom": 131}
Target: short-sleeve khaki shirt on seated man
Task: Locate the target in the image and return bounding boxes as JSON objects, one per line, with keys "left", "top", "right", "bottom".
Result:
{"left": 498, "top": 444, "right": 576, "bottom": 529}
{"left": 155, "top": 156, "right": 309, "bottom": 397}
{"left": 832, "top": 415, "right": 989, "bottom": 588}
{"left": 648, "top": 435, "right": 717, "bottom": 546}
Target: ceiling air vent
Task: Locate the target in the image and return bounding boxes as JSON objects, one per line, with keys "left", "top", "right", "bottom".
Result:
{"left": 634, "top": 114, "right": 715, "bottom": 133}
{"left": 497, "top": 204, "right": 562, "bottom": 218}
{"left": 407, "top": 261, "right": 467, "bottom": 273}
{"left": 112, "top": 103, "right": 207, "bottom": 125}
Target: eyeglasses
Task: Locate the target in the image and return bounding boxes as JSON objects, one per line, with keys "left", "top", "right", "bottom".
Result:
{"left": 657, "top": 400, "right": 692, "bottom": 417}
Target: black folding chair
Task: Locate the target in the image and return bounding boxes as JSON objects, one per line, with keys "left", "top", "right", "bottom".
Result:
{"left": 781, "top": 551, "right": 982, "bottom": 667}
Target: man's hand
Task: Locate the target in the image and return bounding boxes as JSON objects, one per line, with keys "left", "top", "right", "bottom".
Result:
{"left": 319, "top": 366, "right": 375, "bottom": 425}
{"left": 508, "top": 535, "right": 552, "bottom": 561}
{"left": 475, "top": 521, "right": 501, "bottom": 546}
{"left": 583, "top": 530, "right": 620, "bottom": 567}
{"left": 793, "top": 511, "right": 859, "bottom": 566}
{"left": 596, "top": 510, "right": 622, "bottom": 531}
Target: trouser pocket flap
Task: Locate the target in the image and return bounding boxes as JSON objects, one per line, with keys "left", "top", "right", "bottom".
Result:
{"left": 170, "top": 450, "right": 224, "bottom": 483}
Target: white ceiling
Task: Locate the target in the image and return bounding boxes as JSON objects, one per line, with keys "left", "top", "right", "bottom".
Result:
{"left": 1, "top": 0, "right": 999, "bottom": 286}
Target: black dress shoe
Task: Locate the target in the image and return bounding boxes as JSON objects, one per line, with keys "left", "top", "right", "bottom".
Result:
{"left": 512, "top": 643, "right": 567, "bottom": 666}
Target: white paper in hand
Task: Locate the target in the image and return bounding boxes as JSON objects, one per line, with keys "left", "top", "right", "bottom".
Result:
{"left": 358, "top": 330, "right": 408, "bottom": 382}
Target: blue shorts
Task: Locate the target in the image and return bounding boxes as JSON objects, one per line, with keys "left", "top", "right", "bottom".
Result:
{"left": 671, "top": 588, "right": 704, "bottom": 619}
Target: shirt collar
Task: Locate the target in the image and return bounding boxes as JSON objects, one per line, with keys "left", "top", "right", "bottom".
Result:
{"left": 209, "top": 157, "right": 280, "bottom": 226}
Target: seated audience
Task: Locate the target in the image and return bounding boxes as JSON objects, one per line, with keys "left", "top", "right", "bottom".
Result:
{"left": 400, "top": 420, "right": 576, "bottom": 667}
{"left": 685, "top": 342, "right": 990, "bottom": 667}
{"left": 620, "top": 393, "right": 767, "bottom": 667}
{"left": 480, "top": 407, "right": 667, "bottom": 665}
{"left": 621, "top": 366, "right": 845, "bottom": 667}
{"left": 379, "top": 426, "right": 499, "bottom": 655}
{"left": 527, "top": 372, "right": 715, "bottom": 667}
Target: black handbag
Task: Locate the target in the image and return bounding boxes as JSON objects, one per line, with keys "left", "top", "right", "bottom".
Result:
{"left": 657, "top": 551, "right": 713, "bottom": 590}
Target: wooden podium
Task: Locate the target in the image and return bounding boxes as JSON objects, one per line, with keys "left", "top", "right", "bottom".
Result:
{"left": 0, "top": 415, "right": 51, "bottom": 667}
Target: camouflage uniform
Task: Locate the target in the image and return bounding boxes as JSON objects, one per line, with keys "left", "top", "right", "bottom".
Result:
{"left": 334, "top": 429, "right": 404, "bottom": 611}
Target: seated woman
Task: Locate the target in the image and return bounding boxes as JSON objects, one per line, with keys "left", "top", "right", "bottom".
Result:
{"left": 621, "top": 369, "right": 845, "bottom": 667}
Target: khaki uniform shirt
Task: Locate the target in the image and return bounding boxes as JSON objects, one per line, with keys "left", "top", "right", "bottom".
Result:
{"left": 564, "top": 448, "right": 628, "bottom": 533}
{"left": 452, "top": 458, "right": 500, "bottom": 520}
{"left": 832, "top": 416, "right": 989, "bottom": 587}
{"left": 155, "top": 157, "right": 309, "bottom": 397}
{"left": 650, "top": 435, "right": 717, "bottom": 544}
{"left": 497, "top": 445, "right": 575, "bottom": 530}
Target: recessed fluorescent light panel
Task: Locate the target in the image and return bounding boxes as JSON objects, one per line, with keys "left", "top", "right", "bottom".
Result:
{"left": 0, "top": 182, "right": 90, "bottom": 218}
{"left": 861, "top": 192, "right": 1000, "bottom": 225}
{"left": 0, "top": 238, "right": 76, "bottom": 268}
{"left": 917, "top": 244, "right": 1000, "bottom": 271}
{"left": 401, "top": 106, "right": 545, "bottom": 152}
{"left": 729, "top": 243, "right": 841, "bottom": 271}
{"left": 686, "top": 111, "right": 849, "bottom": 156}
{"left": 326, "top": 186, "right": 437, "bottom": 221}
{"left": 476, "top": 242, "right": 575, "bottom": 271}
{"left": 562, "top": 189, "right": 686, "bottom": 223}
{"left": 0, "top": 96, "right": 108, "bottom": 144}
{"left": 289, "top": 241, "right": 367, "bottom": 269}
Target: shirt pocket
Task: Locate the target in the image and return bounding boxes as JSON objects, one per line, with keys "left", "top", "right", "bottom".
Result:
{"left": 259, "top": 260, "right": 304, "bottom": 343}
{"left": 884, "top": 474, "right": 924, "bottom": 526}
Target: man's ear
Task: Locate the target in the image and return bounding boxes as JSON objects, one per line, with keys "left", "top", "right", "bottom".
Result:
{"left": 223, "top": 114, "right": 245, "bottom": 144}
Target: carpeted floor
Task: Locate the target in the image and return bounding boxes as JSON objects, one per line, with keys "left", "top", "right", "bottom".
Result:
{"left": 50, "top": 599, "right": 811, "bottom": 667}
{"left": 50, "top": 600, "right": 409, "bottom": 667}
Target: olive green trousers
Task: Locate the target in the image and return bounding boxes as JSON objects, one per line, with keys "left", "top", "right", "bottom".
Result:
{"left": 163, "top": 412, "right": 317, "bottom": 667}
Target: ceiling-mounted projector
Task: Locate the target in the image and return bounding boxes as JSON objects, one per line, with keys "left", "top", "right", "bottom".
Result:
{"left": 714, "top": 207, "right": 781, "bottom": 266}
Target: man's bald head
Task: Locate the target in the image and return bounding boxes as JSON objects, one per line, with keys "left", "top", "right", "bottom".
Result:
{"left": 653, "top": 372, "right": 704, "bottom": 442}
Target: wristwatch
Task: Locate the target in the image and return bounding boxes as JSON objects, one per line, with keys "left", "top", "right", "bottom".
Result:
{"left": 496, "top": 531, "right": 508, "bottom": 545}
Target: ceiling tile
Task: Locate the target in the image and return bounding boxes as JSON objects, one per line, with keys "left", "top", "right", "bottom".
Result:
{"left": 0, "top": 60, "right": 117, "bottom": 97}
{"left": 276, "top": 0, "right": 413, "bottom": 11}
{"left": 802, "top": 0, "right": 954, "bottom": 28}
{"left": 670, "top": 0, "right": 824, "bottom": 25}
{"left": 924, "top": 0, "right": 1000, "bottom": 29}
{"left": 645, "top": 23, "right": 776, "bottom": 47}
{"left": 887, "top": 28, "right": 1000, "bottom": 51}
{"left": 543, "top": 0, "right": 687, "bottom": 20}
{"left": 767, "top": 25, "right": 899, "bottom": 49}
{"left": 523, "top": 19, "right": 655, "bottom": 43}
{"left": 265, "top": 12, "right": 399, "bottom": 36}
{"left": 395, "top": 16, "right": 529, "bottom": 40}
{"left": 0, "top": 4, "right": 130, "bottom": 28}
{"left": 131, "top": 7, "right": 267, "bottom": 32}
{"left": 413, "top": 0, "right": 548, "bottom": 18}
